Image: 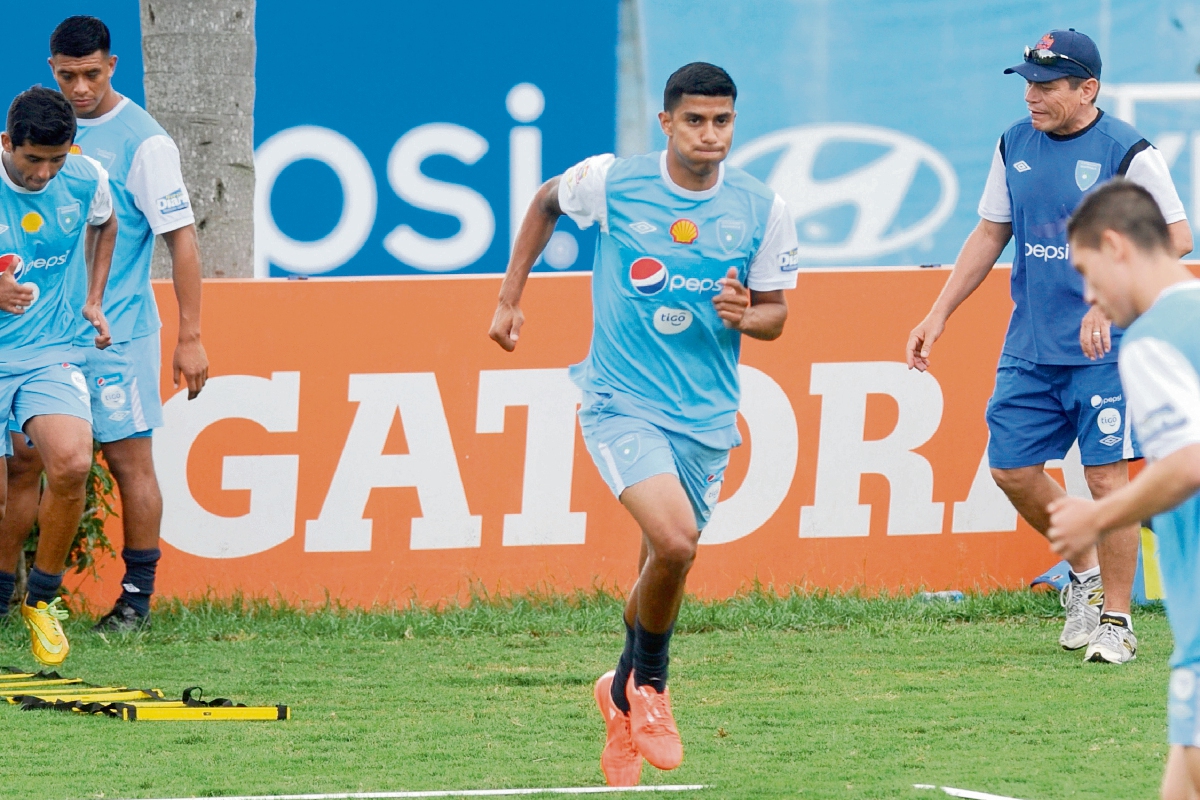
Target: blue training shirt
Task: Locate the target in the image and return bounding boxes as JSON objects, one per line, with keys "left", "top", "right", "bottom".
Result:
{"left": 0, "top": 153, "right": 112, "bottom": 367}
{"left": 70, "top": 96, "right": 195, "bottom": 346}
{"left": 1119, "top": 280, "right": 1200, "bottom": 668}
{"left": 978, "top": 111, "right": 1187, "bottom": 365}
{"left": 559, "top": 151, "right": 799, "bottom": 449}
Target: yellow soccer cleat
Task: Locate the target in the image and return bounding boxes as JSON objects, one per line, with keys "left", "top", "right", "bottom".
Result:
{"left": 20, "top": 597, "right": 70, "bottom": 667}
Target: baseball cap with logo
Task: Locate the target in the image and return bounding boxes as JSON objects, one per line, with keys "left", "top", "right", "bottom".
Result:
{"left": 1004, "top": 29, "right": 1102, "bottom": 83}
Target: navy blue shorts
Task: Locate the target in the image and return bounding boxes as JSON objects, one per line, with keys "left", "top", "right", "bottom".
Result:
{"left": 986, "top": 355, "right": 1139, "bottom": 470}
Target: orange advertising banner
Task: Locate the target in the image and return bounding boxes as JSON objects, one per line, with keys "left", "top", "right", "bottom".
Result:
{"left": 75, "top": 268, "right": 1081, "bottom": 607}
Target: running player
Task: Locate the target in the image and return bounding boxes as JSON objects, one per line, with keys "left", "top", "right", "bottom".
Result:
{"left": 0, "top": 86, "right": 115, "bottom": 665}
{"left": 488, "top": 63, "right": 799, "bottom": 786}
{"left": 1047, "top": 179, "right": 1200, "bottom": 799}
{"left": 905, "top": 29, "right": 1191, "bottom": 663}
{"left": 0, "top": 16, "right": 208, "bottom": 630}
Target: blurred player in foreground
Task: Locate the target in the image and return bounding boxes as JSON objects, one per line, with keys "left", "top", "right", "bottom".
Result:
{"left": 906, "top": 29, "right": 1191, "bottom": 663}
{"left": 0, "top": 16, "right": 208, "bottom": 631}
{"left": 1047, "top": 180, "right": 1200, "bottom": 799}
{"left": 488, "top": 63, "right": 799, "bottom": 785}
{"left": 0, "top": 87, "right": 115, "bottom": 664}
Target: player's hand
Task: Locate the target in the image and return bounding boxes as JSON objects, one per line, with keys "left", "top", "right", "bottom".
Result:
{"left": 81, "top": 302, "right": 111, "bottom": 350}
{"left": 1080, "top": 305, "right": 1112, "bottom": 361}
{"left": 0, "top": 256, "right": 34, "bottom": 315}
{"left": 1047, "top": 495, "right": 1102, "bottom": 561}
{"left": 906, "top": 313, "right": 946, "bottom": 372}
{"left": 489, "top": 302, "right": 524, "bottom": 352}
{"left": 174, "top": 337, "right": 209, "bottom": 400}
{"left": 712, "top": 268, "right": 751, "bottom": 329}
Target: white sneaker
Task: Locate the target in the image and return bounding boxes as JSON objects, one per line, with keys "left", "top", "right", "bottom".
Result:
{"left": 1059, "top": 574, "right": 1103, "bottom": 650}
{"left": 1085, "top": 617, "right": 1138, "bottom": 664}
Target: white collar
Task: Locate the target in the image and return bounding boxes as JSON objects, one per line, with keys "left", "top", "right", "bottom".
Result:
{"left": 0, "top": 154, "right": 46, "bottom": 195}
{"left": 76, "top": 96, "right": 129, "bottom": 127}
{"left": 659, "top": 150, "right": 724, "bottom": 201}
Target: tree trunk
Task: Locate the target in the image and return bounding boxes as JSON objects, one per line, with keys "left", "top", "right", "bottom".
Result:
{"left": 140, "top": 0, "right": 255, "bottom": 278}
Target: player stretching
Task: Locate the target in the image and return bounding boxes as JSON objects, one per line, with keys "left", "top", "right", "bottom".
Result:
{"left": 1047, "top": 180, "right": 1200, "bottom": 799}
{"left": 489, "top": 63, "right": 798, "bottom": 785}
{"left": 906, "top": 29, "right": 1191, "bottom": 663}
{"left": 0, "top": 87, "right": 115, "bottom": 664}
{"left": 0, "top": 16, "right": 208, "bottom": 630}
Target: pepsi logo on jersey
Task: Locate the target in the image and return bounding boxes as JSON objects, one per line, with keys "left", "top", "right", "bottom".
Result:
{"left": 629, "top": 257, "right": 668, "bottom": 295}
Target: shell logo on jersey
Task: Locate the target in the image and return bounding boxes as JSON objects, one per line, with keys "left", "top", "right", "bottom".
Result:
{"left": 69, "top": 144, "right": 82, "bottom": 155}
{"left": 629, "top": 257, "right": 668, "bottom": 295}
{"left": 21, "top": 212, "right": 44, "bottom": 233}
{"left": 669, "top": 219, "right": 698, "bottom": 244}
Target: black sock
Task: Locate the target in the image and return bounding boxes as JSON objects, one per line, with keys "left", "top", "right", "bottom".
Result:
{"left": 118, "top": 548, "right": 160, "bottom": 616}
{"left": 611, "top": 619, "right": 635, "bottom": 713}
{"left": 633, "top": 619, "right": 674, "bottom": 693}
{"left": 25, "top": 567, "right": 63, "bottom": 607}
{"left": 0, "top": 570, "right": 15, "bottom": 615}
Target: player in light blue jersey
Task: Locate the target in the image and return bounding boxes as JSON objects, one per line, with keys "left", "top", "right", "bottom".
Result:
{"left": 0, "top": 87, "right": 116, "bottom": 665}
{"left": 1047, "top": 181, "right": 1200, "bottom": 800}
{"left": 907, "top": 29, "right": 1192, "bottom": 663}
{"left": 0, "top": 17, "right": 209, "bottom": 632}
{"left": 489, "top": 63, "right": 798, "bottom": 786}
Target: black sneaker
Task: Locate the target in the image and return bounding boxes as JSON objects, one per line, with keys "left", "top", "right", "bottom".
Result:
{"left": 92, "top": 598, "right": 149, "bottom": 632}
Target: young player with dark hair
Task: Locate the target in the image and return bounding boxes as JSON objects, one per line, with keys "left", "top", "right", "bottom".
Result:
{"left": 489, "top": 62, "right": 799, "bottom": 785}
{"left": 0, "top": 86, "right": 116, "bottom": 664}
{"left": 0, "top": 15, "right": 209, "bottom": 630}
{"left": 1049, "top": 178, "right": 1200, "bottom": 799}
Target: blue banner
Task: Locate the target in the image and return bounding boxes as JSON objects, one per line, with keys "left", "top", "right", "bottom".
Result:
{"left": 640, "top": 0, "right": 1200, "bottom": 267}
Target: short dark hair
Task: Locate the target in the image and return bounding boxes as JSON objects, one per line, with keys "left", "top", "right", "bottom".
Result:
{"left": 50, "top": 15, "right": 111, "bottom": 58}
{"left": 663, "top": 62, "right": 737, "bottom": 113}
{"left": 1068, "top": 178, "right": 1171, "bottom": 254}
{"left": 6, "top": 87, "right": 77, "bottom": 149}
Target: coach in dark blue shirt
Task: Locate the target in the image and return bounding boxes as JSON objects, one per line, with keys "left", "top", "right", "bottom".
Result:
{"left": 906, "top": 29, "right": 1191, "bottom": 665}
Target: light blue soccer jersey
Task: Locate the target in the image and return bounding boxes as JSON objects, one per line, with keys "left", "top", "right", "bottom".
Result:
{"left": 0, "top": 153, "right": 111, "bottom": 366}
{"left": 559, "top": 152, "right": 799, "bottom": 448}
{"left": 1119, "top": 280, "right": 1200, "bottom": 667}
{"left": 70, "top": 97, "right": 195, "bottom": 346}
{"left": 978, "top": 112, "right": 1187, "bottom": 365}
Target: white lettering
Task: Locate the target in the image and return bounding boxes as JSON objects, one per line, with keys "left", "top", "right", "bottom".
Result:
{"left": 952, "top": 441, "right": 1089, "bottom": 532}
{"left": 799, "top": 362, "right": 944, "bottom": 537}
{"left": 305, "top": 373, "right": 481, "bottom": 551}
{"left": 384, "top": 123, "right": 495, "bottom": 271}
{"left": 476, "top": 369, "right": 584, "bottom": 545}
{"left": 156, "top": 372, "right": 301, "bottom": 558}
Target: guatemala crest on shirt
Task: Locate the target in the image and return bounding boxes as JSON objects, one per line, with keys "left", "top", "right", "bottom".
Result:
{"left": 1075, "top": 160, "right": 1101, "bottom": 191}
{"left": 57, "top": 201, "right": 81, "bottom": 233}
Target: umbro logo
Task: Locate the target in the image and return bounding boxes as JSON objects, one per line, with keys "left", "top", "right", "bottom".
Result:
{"left": 0, "top": 224, "right": 8, "bottom": 235}
{"left": 1014, "top": 161, "right": 1031, "bottom": 172}
{"left": 629, "top": 221, "right": 656, "bottom": 234}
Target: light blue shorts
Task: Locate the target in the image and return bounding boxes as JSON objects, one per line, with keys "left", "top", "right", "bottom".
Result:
{"left": 1169, "top": 666, "right": 1200, "bottom": 746}
{"left": 0, "top": 359, "right": 92, "bottom": 457}
{"left": 81, "top": 333, "right": 163, "bottom": 443}
{"left": 578, "top": 392, "right": 731, "bottom": 532}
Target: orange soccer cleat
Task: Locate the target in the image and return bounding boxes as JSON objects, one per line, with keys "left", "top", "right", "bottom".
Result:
{"left": 594, "top": 671, "right": 642, "bottom": 786}
{"left": 626, "top": 673, "right": 683, "bottom": 771}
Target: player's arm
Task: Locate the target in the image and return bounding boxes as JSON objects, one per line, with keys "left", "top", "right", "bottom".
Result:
{"left": 712, "top": 274, "right": 787, "bottom": 340}
{"left": 1168, "top": 220, "right": 1193, "bottom": 259}
{"left": 82, "top": 207, "right": 116, "bottom": 350}
{"left": 488, "top": 177, "right": 563, "bottom": 352}
{"left": 161, "top": 224, "right": 208, "bottom": 399}
{"left": 905, "top": 218, "right": 1012, "bottom": 371}
{"left": 1048, "top": 443, "right": 1200, "bottom": 560}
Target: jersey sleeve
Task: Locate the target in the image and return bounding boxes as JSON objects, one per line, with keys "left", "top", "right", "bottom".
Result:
{"left": 558, "top": 154, "right": 614, "bottom": 232}
{"left": 1125, "top": 147, "right": 1188, "bottom": 225}
{"left": 126, "top": 135, "right": 196, "bottom": 234}
{"left": 977, "top": 139, "right": 1011, "bottom": 223}
{"left": 1119, "top": 337, "right": 1200, "bottom": 461}
{"left": 81, "top": 156, "right": 113, "bottom": 225}
{"left": 746, "top": 194, "right": 800, "bottom": 291}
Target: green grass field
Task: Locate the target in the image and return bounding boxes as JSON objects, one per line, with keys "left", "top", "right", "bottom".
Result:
{"left": 0, "top": 590, "right": 1173, "bottom": 800}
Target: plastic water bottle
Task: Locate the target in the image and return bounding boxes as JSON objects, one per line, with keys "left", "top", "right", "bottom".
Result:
{"left": 918, "top": 591, "right": 964, "bottom": 602}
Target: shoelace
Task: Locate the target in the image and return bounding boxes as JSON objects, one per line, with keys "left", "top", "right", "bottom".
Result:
{"left": 1059, "top": 582, "right": 1086, "bottom": 618}
{"left": 636, "top": 687, "right": 676, "bottom": 736}
{"left": 1094, "top": 622, "right": 1125, "bottom": 651}
{"left": 41, "top": 597, "right": 69, "bottom": 623}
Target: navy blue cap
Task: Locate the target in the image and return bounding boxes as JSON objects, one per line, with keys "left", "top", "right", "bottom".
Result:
{"left": 1005, "top": 29, "right": 1102, "bottom": 82}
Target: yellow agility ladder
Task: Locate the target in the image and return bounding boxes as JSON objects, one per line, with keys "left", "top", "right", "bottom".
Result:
{"left": 1, "top": 667, "right": 289, "bottom": 721}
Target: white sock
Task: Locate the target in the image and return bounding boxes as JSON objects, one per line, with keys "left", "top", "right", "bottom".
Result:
{"left": 1070, "top": 565, "right": 1100, "bottom": 582}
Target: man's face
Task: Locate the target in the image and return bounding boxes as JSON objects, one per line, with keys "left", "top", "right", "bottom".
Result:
{"left": 1024, "top": 77, "right": 1095, "bottom": 132}
{"left": 0, "top": 133, "right": 72, "bottom": 191}
{"left": 49, "top": 51, "right": 116, "bottom": 117}
{"left": 1071, "top": 236, "right": 1138, "bottom": 328}
{"left": 659, "top": 95, "right": 736, "bottom": 168}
